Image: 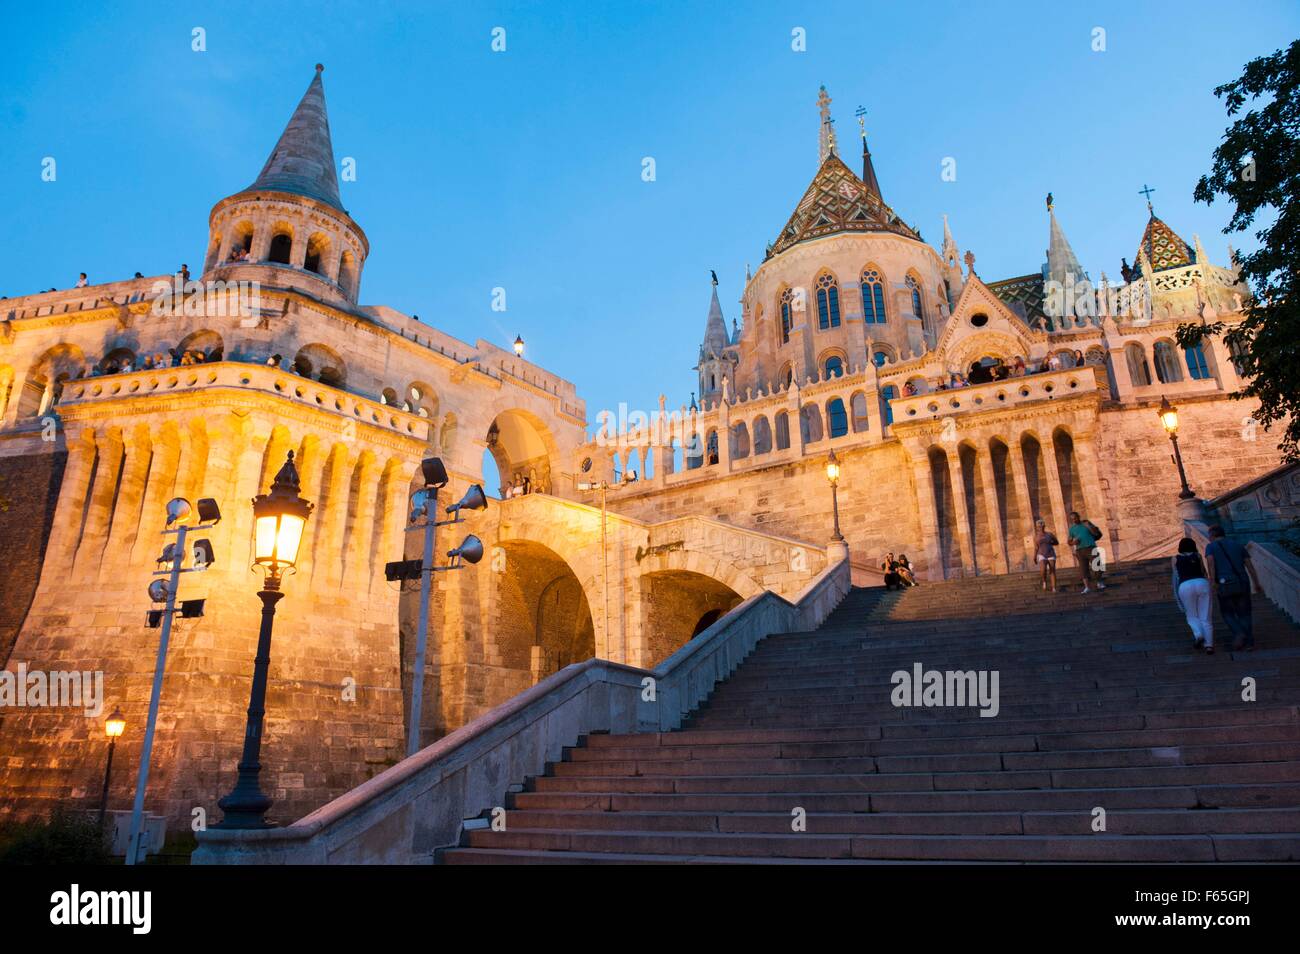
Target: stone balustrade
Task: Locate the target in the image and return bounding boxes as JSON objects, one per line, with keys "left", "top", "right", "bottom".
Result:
{"left": 54, "top": 361, "right": 432, "bottom": 440}
{"left": 890, "top": 367, "right": 1103, "bottom": 424}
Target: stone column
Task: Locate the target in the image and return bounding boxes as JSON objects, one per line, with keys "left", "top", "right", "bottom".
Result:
{"left": 370, "top": 458, "right": 413, "bottom": 597}
{"left": 976, "top": 445, "right": 1010, "bottom": 574}
{"left": 291, "top": 435, "right": 327, "bottom": 583}
{"left": 945, "top": 450, "right": 976, "bottom": 575}
{"left": 1037, "top": 432, "right": 1074, "bottom": 557}
{"left": 72, "top": 428, "right": 124, "bottom": 579}
{"left": 99, "top": 426, "right": 153, "bottom": 578}
{"left": 1005, "top": 439, "right": 1036, "bottom": 568}
{"left": 36, "top": 427, "right": 97, "bottom": 587}
{"left": 1072, "top": 433, "right": 1116, "bottom": 567}
{"left": 130, "top": 427, "right": 181, "bottom": 568}
{"left": 343, "top": 452, "right": 380, "bottom": 591}
{"left": 909, "top": 450, "right": 945, "bottom": 580}
{"left": 312, "top": 443, "right": 354, "bottom": 592}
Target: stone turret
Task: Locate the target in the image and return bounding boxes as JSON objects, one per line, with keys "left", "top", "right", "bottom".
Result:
{"left": 202, "top": 64, "right": 369, "bottom": 307}
{"left": 696, "top": 274, "right": 733, "bottom": 405}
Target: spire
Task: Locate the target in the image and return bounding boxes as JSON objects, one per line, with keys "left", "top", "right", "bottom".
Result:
{"left": 243, "top": 64, "right": 344, "bottom": 211}
{"left": 941, "top": 213, "right": 959, "bottom": 267}
{"left": 817, "top": 86, "right": 836, "bottom": 163}
{"left": 1133, "top": 184, "right": 1194, "bottom": 273}
{"left": 1043, "top": 195, "right": 1088, "bottom": 287}
{"left": 702, "top": 272, "right": 728, "bottom": 352}
{"left": 855, "top": 105, "right": 881, "bottom": 200}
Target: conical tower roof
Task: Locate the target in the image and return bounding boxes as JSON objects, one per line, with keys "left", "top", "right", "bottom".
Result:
{"left": 769, "top": 152, "right": 918, "bottom": 258}
{"left": 702, "top": 279, "right": 729, "bottom": 353}
{"left": 1044, "top": 203, "right": 1087, "bottom": 286}
{"left": 241, "top": 64, "right": 344, "bottom": 211}
{"left": 1134, "top": 211, "right": 1195, "bottom": 272}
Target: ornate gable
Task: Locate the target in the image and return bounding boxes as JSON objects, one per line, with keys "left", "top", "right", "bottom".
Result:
{"left": 935, "top": 273, "right": 1039, "bottom": 369}
{"left": 769, "top": 153, "right": 919, "bottom": 257}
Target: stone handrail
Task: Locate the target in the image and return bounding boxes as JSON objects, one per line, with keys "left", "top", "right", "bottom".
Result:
{"left": 890, "top": 367, "right": 1101, "bottom": 425}
{"left": 1245, "top": 541, "right": 1300, "bottom": 625}
{"left": 193, "top": 551, "right": 851, "bottom": 864}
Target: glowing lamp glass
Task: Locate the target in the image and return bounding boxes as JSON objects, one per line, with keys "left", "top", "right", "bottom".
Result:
{"left": 253, "top": 511, "right": 306, "bottom": 569}
{"left": 105, "top": 708, "right": 126, "bottom": 739}
{"left": 1158, "top": 397, "right": 1179, "bottom": 435}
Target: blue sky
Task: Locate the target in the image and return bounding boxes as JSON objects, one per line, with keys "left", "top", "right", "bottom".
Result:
{"left": 1, "top": 1, "right": 1296, "bottom": 426}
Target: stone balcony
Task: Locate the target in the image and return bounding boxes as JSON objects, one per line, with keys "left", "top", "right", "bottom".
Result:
{"left": 49, "top": 361, "right": 432, "bottom": 441}
{"left": 890, "top": 367, "right": 1105, "bottom": 426}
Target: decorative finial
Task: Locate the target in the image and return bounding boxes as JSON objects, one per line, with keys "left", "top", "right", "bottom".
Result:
{"left": 710, "top": 269, "right": 718, "bottom": 287}
{"left": 963, "top": 250, "right": 976, "bottom": 274}
{"left": 1139, "top": 183, "right": 1155, "bottom": 214}
{"left": 1046, "top": 192, "right": 1054, "bottom": 212}
{"left": 855, "top": 105, "right": 867, "bottom": 140}
{"left": 315, "top": 63, "right": 324, "bottom": 73}
{"left": 817, "top": 85, "right": 835, "bottom": 162}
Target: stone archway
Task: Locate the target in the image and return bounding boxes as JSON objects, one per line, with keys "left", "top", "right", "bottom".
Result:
{"left": 488, "top": 539, "right": 595, "bottom": 688}
{"left": 639, "top": 569, "right": 743, "bottom": 668}
{"left": 485, "top": 408, "right": 557, "bottom": 496}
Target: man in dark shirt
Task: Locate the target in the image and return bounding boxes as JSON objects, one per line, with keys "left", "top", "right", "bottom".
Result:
{"left": 1205, "top": 525, "right": 1261, "bottom": 650}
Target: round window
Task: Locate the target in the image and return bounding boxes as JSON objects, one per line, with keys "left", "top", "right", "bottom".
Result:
{"left": 971, "top": 313, "right": 989, "bottom": 327}
{"left": 581, "top": 457, "right": 593, "bottom": 473}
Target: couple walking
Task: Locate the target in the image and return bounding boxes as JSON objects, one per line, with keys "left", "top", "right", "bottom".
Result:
{"left": 1034, "top": 511, "right": 1105, "bottom": 594}
{"left": 1172, "top": 525, "right": 1260, "bottom": 655}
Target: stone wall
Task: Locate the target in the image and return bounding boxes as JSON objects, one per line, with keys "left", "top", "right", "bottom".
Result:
{"left": 0, "top": 449, "right": 64, "bottom": 666}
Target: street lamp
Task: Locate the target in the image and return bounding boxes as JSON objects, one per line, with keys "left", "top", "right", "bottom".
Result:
{"left": 387, "top": 457, "right": 487, "bottom": 757}
{"left": 826, "top": 448, "right": 844, "bottom": 542}
{"left": 126, "top": 494, "right": 220, "bottom": 864}
{"left": 215, "top": 451, "right": 313, "bottom": 829}
{"left": 1157, "top": 396, "right": 1196, "bottom": 499}
{"left": 97, "top": 707, "right": 125, "bottom": 828}
{"left": 513, "top": 335, "right": 525, "bottom": 357}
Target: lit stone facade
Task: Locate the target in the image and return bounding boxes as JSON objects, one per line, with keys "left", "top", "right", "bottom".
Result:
{"left": 0, "top": 75, "right": 1286, "bottom": 830}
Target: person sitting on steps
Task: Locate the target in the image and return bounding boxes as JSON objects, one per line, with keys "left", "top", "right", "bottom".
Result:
{"left": 880, "top": 552, "right": 902, "bottom": 590}
{"left": 896, "top": 554, "right": 918, "bottom": 587}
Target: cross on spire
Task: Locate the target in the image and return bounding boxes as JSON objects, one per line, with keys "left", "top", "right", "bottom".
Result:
{"left": 1139, "top": 183, "right": 1156, "bottom": 214}
{"left": 855, "top": 105, "right": 867, "bottom": 139}
{"left": 817, "top": 85, "right": 836, "bottom": 163}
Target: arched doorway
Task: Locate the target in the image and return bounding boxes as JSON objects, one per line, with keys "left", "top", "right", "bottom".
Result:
{"left": 490, "top": 540, "right": 595, "bottom": 688}
{"left": 641, "top": 570, "right": 742, "bottom": 667}
{"left": 486, "top": 409, "right": 556, "bottom": 497}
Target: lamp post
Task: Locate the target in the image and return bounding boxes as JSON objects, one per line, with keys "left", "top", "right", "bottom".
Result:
{"left": 215, "top": 451, "right": 312, "bottom": 829}
{"left": 826, "top": 448, "right": 844, "bottom": 542}
{"left": 1158, "top": 396, "right": 1196, "bottom": 499}
{"left": 395, "top": 457, "right": 487, "bottom": 758}
{"left": 126, "top": 495, "right": 221, "bottom": 864}
{"left": 97, "top": 707, "right": 125, "bottom": 828}
{"left": 513, "top": 335, "right": 525, "bottom": 357}
{"left": 577, "top": 478, "right": 615, "bottom": 660}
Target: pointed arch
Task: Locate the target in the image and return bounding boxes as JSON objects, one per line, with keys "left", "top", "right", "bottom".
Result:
{"left": 814, "top": 270, "right": 841, "bottom": 330}
{"left": 860, "top": 264, "right": 887, "bottom": 324}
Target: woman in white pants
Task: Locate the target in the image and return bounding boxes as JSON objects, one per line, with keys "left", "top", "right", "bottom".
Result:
{"left": 1172, "top": 538, "right": 1214, "bottom": 655}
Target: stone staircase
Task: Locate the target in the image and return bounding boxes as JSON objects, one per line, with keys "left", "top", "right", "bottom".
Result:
{"left": 440, "top": 558, "right": 1300, "bottom": 864}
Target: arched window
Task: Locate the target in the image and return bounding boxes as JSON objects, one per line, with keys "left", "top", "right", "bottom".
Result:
{"left": 826, "top": 398, "right": 849, "bottom": 438}
{"left": 1227, "top": 336, "right": 1249, "bottom": 374}
{"left": 753, "top": 416, "right": 773, "bottom": 454}
{"left": 881, "top": 385, "right": 898, "bottom": 425}
{"left": 906, "top": 274, "right": 923, "bottom": 321}
{"left": 824, "top": 355, "right": 844, "bottom": 379}
{"left": 1125, "top": 342, "right": 1153, "bottom": 386}
{"left": 851, "top": 392, "right": 870, "bottom": 432}
{"left": 778, "top": 363, "right": 793, "bottom": 389}
{"left": 779, "top": 288, "right": 793, "bottom": 344}
{"left": 815, "top": 273, "right": 841, "bottom": 330}
{"left": 1153, "top": 341, "right": 1184, "bottom": 384}
{"left": 861, "top": 268, "right": 886, "bottom": 324}
{"left": 1183, "top": 342, "right": 1211, "bottom": 380}
{"left": 873, "top": 349, "right": 889, "bottom": 368}
{"left": 775, "top": 411, "right": 791, "bottom": 450}
{"left": 800, "top": 404, "right": 823, "bottom": 443}
{"left": 268, "top": 230, "right": 292, "bottom": 265}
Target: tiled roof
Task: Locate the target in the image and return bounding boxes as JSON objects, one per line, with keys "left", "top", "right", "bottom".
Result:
{"left": 986, "top": 273, "right": 1046, "bottom": 326}
{"left": 769, "top": 153, "right": 919, "bottom": 257}
{"left": 1135, "top": 214, "right": 1195, "bottom": 272}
